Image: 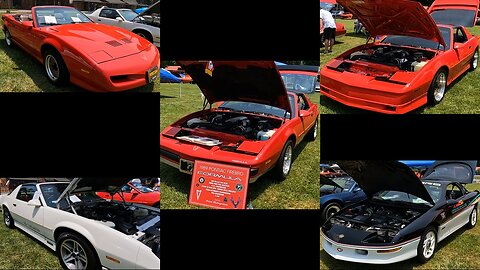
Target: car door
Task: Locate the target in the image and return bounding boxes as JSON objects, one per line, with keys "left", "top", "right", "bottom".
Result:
{"left": 452, "top": 27, "right": 475, "bottom": 71}
{"left": 96, "top": 8, "right": 124, "bottom": 26}
{"left": 296, "top": 94, "right": 315, "bottom": 140}
{"left": 12, "top": 185, "right": 45, "bottom": 240}
{"left": 442, "top": 183, "right": 470, "bottom": 237}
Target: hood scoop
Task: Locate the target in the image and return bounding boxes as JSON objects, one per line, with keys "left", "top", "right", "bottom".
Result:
{"left": 121, "top": 37, "right": 133, "bottom": 44}
{"left": 105, "top": 40, "right": 123, "bottom": 47}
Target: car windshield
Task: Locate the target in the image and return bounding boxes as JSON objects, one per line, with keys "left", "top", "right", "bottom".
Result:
{"left": 281, "top": 73, "right": 318, "bottom": 94}
{"left": 320, "top": 177, "right": 355, "bottom": 192}
{"left": 381, "top": 27, "right": 451, "bottom": 50}
{"left": 431, "top": 9, "right": 476, "bottom": 27}
{"left": 217, "top": 94, "right": 295, "bottom": 118}
{"left": 39, "top": 183, "right": 70, "bottom": 208}
{"left": 35, "top": 7, "right": 91, "bottom": 27}
{"left": 372, "top": 190, "right": 433, "bottom": 206}
{"left": 118, "top": 9, "right": 139, "bottom": 21}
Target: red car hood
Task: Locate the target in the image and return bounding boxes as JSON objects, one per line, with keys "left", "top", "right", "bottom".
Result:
{"left": 179, "top": 61, "right": 292, "bottom": 115}
{"left": 46, "top": 23, "right": 152, "bottom": 63}
{"left": 337, "top": 0, "right": 446, "bottom": 49}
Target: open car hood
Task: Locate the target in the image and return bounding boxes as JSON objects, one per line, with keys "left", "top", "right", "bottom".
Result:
{"left": 55, "top": 177, "right": 132, "bottom": 204}
{"left": 423, "top": 160, "right": 477, "bottom": 183}
{"left": 179, "top": 61, "right": 292, "bottom": 115}
{"left": 428, "top": 0, "right": 479, "bottom": 27}
{"left": 140, "top": 0, "right": 160, "bottom": 16}
{"left": 337, "top": 0, "right": 446, "bottom": 49}
{"left": 320, "top": 175, "right": 343, "bottom": 189}
{"left": 336, "top": 161, "right": 434, "bottom": 204}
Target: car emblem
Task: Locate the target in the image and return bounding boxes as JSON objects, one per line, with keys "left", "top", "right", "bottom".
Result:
{"left": 337, "top": 248, "right": 343, "bottom": 252}
{"left": 338, "top": 234, "right": 344, "bottom": 239}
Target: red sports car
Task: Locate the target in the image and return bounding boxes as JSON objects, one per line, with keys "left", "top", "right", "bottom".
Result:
{"left": 278, "top": 64, "right": 320, "bottom": 93}
{"left": 320, "top": 0, "right": 479, "bottom": 114}
{"left": 428, "top": 0, "right": 479, "bottom": 27}
{"left": 96, "top": 182, "right": 160, "bottom": 207}
{"left": 1, "top": 6, "right": 160, "bottom": 92}
{"left": 160, "top": 61, "right": 318, "bottom": 182}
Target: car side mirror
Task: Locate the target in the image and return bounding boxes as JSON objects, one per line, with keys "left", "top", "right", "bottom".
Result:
{"left": 27, "top": 198, "right": 41, "bottom": 207}
{"left": 454, "top": 43, "right": 465, "bottom": 50}
{"left": 446, "top": 199, "right": 457, "bottom": 206}
{"left": 299, "top": 110, "right": 312, "bottom": 117}
{"left": 115, "top": 17, "right": 123, "bottom": 21}
{"left": 353, "top": 187, "right": 362, "bottom": 193}
{"left": 22, "top": 20, "right": 33, "bottom": 29}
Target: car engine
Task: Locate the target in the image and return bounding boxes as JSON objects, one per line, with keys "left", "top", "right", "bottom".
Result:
{"left": 74, "top": 200, "right": 160, "bottom": 258}
{"left": 327, "top": 203, "right": 424, "bottom": 243}
{"left": 182, "top": 112, "right": 281, "bottom": 141}
{"left": 348, "top": 46, "right": 435, "bottom": 72}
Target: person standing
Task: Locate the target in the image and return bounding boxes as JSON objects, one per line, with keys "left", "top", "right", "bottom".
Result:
{"left": 320, "top": 8, "right": 336, "bottom": 54}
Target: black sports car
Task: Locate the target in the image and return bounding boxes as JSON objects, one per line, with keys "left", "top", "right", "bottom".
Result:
{"left": 321, "top": 160, "right": 479, "bottom": 264}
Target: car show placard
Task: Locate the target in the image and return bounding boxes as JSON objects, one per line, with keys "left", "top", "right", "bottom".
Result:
{"left": 189, "top": 161, "right": 249, "bottom": 209}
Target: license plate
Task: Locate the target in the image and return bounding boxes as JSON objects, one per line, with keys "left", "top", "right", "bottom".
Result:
{"left": 179, "top": 159, "right": 194, "bottom": 174}
{"left": 147, "top": 66, "right": 159, "bottom": 83}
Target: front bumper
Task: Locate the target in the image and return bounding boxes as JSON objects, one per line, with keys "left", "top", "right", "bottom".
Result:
{"left": 322, "top": 233, "right": 419, "bottom": 264}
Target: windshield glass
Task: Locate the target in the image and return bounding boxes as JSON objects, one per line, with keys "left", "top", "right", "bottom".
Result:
{"left": 281, "top": 73, "right": 318, "bottom": 94}
{"left": 35, "top": 7, "right": 91, "bottom": 27}
{"left": 320, "top": 177, "right": 356, "bottom": 192}
{"left": 39, "top": 183, "right": 70, "bottom": 208}
{"left": 424, "top": 163, "right": 473, "bottom": 182}
{"left": 118, "top": 9, "right": 139, "bottom": 21}
{"left": 373, "top": 190, "right": 432, "bottom": 205}
{"left": 382, "top": 27, "right": 451, "bottom": 50}
{"left": 431, "top": 9, "right": 476, "bottom": 27}
{"left": 218, "top": 94, "right": 295, "bottom": 118}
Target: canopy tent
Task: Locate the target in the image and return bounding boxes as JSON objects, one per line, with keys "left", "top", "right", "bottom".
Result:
{"left": 160, "top": 68, "right": 181, "bottom": 83}
{"left": 398, "top": 160, "right": 436, "bottom": 167}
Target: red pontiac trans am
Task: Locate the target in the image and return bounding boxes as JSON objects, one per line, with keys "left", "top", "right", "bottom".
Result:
{"left": 160, "top": 61, "right": 319, "bottom": 182}
{"left": 320, "top": 0, "right": 479, "bottom": 114}
{"left": 1, "top": 6, "right": 160, "bottom": 92}
{"left": 96, "top": 182, "right": 160, "bottom": 207}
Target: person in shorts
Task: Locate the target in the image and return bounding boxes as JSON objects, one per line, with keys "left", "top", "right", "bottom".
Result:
{"left": 320, "top": 8, "right": 336, "bottom": 53}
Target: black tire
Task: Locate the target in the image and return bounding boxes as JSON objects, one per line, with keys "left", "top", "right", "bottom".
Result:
{"left": 4, "top": 28, "right": 13, "bottom": 47}
{"left": 417, "top": 226, "right": 437, "bottom": 263}
{"left": 3, "top": 207, "right": 14, "bottom": 229}
{"left": 321, "top": 202, "right": 341, "bottom": 221}
{"left": 306, "top": 120, "right": 318, "bottom": 141}
{"left": 427, "top": 69, "right": 448, "bottom": 105}
{"left": 43, "top": 49, "right": 69, "bottom": 86}
{"left": 56, "top": 232, "right": 100, "bottom": 270}
{"left": 466, "top": 206, "right": 477, "bottom": 229}
{"left": 470, "top": 48, "right": 479, "bottom": 71}
{"left": 133, "top": 30, "right": 153, "bottom": 43}
{"left": 272, "top": 139, "right": 294, "bottom": 181}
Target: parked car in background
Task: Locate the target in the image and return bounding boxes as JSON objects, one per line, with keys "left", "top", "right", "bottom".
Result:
{"left": 1, "top": 178, "right": 160, "bottom": 269}
{"left": 87, "top": 3, "right": 160, "bottom": 47}
{"left": 96, "top": 181, "right": 160, "bottom": 207}
{"left": 1, "top": 6, "right": 160, "bottom": 92}
{"left": 428, "top": 0, "right": 479, "bottom": 27}
{"left": 278, "top": 64, "right": 320, "bottom": 94}
{"left": 320, "top": 175, "right": 366, "bottom": 221}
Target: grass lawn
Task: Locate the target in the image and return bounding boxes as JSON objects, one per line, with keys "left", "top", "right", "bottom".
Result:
{"left": 320, "top": 19, "right": 480, "bottom": 114}
{"left": 0, "top": 208, "right": 60, "bottom": 269}
{"left": 0, "top": 24, "right": 159, "bottom": 92}
{"left": 320, "top": 182, "right": 480, "bottom": 269}
{"left": 160, "top": 83, "right": 320, "bottom": 209}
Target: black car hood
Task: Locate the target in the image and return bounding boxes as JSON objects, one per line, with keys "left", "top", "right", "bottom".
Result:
{"left": 178, "top": 61, "right": 292, "bottom": 114}
{"left": 423, "top": 160, "right": 477, "bottom": 183}
{"left": 336, "top": 161, "right": 434, "bottom": 204}
{"left": 320, "top": 175, "right": 343, "bottom": 189}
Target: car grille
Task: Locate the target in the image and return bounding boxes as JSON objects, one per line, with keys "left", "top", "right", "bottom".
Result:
{"left": 160, "top": 149, "right": 180, "bottom": 162}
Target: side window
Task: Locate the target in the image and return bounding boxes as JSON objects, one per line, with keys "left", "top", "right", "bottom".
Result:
{"left": 297, "top": 94, "right": 310, "bottom": 110}
{"left": 16, "top": 185, "right": 37, "bottom": 202}
{"left": 455, "top": 28, "right": 467, "bottom": 43}
{"left": 446, "top": 183, "right": 464, "bottom": 200}
{"left": 100, "top": 9, "right": 119, "bottom": 19}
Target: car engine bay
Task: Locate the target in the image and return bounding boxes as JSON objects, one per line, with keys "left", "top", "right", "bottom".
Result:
{"left": 180, "top": 112, "right": 282, "bottom": 142}
{"left": 74, "top": 200, "right": 160, "bottom": 258}
{"left": 347, "top": 46, "right": 435, "bottom": 72}
{"left": 327, "top": 203, "right": 425, "bottom": 243}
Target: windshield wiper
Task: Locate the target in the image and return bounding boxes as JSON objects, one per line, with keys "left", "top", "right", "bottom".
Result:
{"left": 42, "top": 23, "right": 62, "bottom": 26}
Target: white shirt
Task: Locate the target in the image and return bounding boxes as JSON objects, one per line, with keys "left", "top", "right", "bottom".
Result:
{"left": 320, "top": 9, "right": 336, "bottom": 29}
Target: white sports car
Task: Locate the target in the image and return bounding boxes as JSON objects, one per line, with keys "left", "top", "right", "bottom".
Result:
{"left": 87, "top": 2, "right": 160, "bottom": 47}
{"left": 1, "top": 178, "right": 160, "bottom": 269}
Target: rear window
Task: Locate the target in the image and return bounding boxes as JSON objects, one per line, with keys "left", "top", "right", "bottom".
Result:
{"left": 424, "top": 163, "right": 473, "bottom": 182}
{"left": 431, "top": 9, "right": 476, "bottom": 27}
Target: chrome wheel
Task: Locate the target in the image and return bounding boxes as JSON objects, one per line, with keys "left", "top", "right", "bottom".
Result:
{"left": 45, "top": 55, "right": 60, "bottom": 81}
{"left": 4, "top": 211, "right": 10, "bottom": 227}
{"left": 433, "top": 72, "right": 446, "bottom": 102}
{"left": 422, "top": 231, "right": 436, "bottom": 259}
{"left": 282, "top": 144, "right": 292, "bottom": 175}
{"left": 473, "top": 51, "right": 479, "bottom": 69}
{"left": 326, "top": 205, "right": 340, "bottom": 217}
{"left": 472, "top": 209, "right": 477, "bottom": 226}
{"left": 60, "top": 239, "right": 88, "bottom": 270}
{"left": 5, "top": 30, "right": 12, "bottom": 46}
